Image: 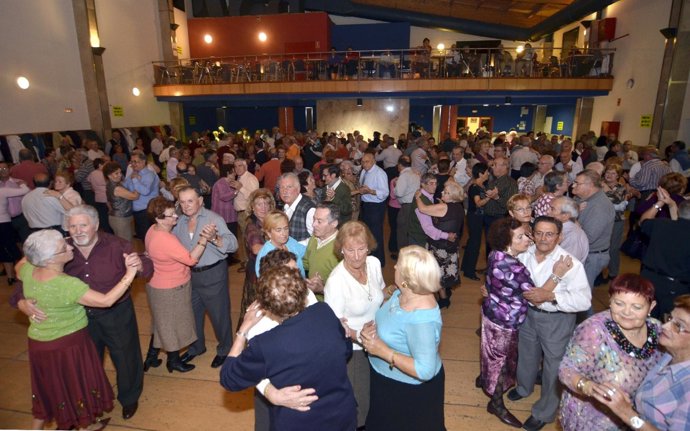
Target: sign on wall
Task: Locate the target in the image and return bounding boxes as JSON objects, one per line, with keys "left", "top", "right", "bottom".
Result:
{"left": 189, "top": 115, "right": 197, "bottom": 125}
{"left": 112, "top": 106, "right": 123, "bottom": 117}
{"left": 640, "top": 115, "right": 652, "bottom": 128}
{"left": 557, "top": 121, "right": 564, "bottom": 131}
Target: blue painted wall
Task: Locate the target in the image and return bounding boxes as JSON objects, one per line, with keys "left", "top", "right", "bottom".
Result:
{"left": 409, "top": 103, "right": 434, "bottom": 132}
{"left": 331, "top": 22, "right": 410, "bottom": 51}
{"left": 183, "top": 104, "right": 279, "bottom": 135}
{"left": 546, "top": 104, "right": 576, "bottom": 137}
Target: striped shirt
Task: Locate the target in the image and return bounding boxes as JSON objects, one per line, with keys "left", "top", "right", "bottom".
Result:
{"left": 634, "top": 353, "right": 690, "bottom": 430}
{"left": 629, "top": 158, "right": 671, "bottom": 191}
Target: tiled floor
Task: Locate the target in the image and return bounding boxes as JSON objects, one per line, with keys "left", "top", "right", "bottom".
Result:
{"left": 0, "top": 231, "right": 628, "bottom": 430}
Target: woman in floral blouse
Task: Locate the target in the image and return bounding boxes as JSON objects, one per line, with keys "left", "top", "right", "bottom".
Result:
{"left": 558, "top": 274, "right": 662, "bottom": 430}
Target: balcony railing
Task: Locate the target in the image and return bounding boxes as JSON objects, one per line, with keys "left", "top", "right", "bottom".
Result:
{"left": 152, "top": 47, "right": 615, "bottom": 86}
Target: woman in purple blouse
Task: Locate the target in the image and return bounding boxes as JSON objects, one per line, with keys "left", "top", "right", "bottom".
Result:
{"left": 479, "top": 217, "right": 572, "bottom": 428}
{"left": 558, "top": 274, "right": 662, "bottom": 430}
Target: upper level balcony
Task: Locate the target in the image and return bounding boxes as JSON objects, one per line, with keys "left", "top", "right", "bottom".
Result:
{"left": 152, "top": 47, "right": 615, "bottom": 100}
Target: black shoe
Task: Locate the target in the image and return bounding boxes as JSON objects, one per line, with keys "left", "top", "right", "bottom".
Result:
{"left": 180, "top": 348, "right": 206, "bottom": 364}
{"left": 464, "top": 273, "right": 480, "bottom": 281}
{"left": 167, "top": 360, "right": 195, "bottom": 373}
{"left": 594, "top": 274, "right": 608, "bottom": 286}
{"left": 507, "top": 388, "right": 525, "bottom": 402}
{"left": 143, "top": 354, "right": 162, "bottom": 372}
{"left": 475, "top": 375, "right": 482, "bottom": 388}
{"left": 487, "top": 401, "right": 522, "bottom": 428}
{"left": 122, "top": 402, "right": 138, "bottom": 420}
{"left": 521, "top": 415, "right": 547, "bottom": 431}
{"left": 7, "top": 277, "right": 16, "bottom": 285}
{"left": 437, "top": 298, "right": 450, "bottom": 309}
{"left": 211, "top": 355, "right": 226, "bottom": 368}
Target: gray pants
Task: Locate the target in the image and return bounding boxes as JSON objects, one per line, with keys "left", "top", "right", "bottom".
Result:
{"left": 347, "top": 349, "right": 370, "bottom": 427}
{"left": 608, "top": 220, "right": 625, "bottom": 278}
{"left": 515, "top": 308, "right": 576, "bottom": 423}
{"left": 109, "top": 215, "right": 133, "bottom": 242}
{"left": 189, "top": 261, "right": 232, "bottom": 357}
{"left": 397, "top": 203, "right": 412, "bottom": 250}
{"left": 584, "top": 251, "right": 610, "bottom": 316}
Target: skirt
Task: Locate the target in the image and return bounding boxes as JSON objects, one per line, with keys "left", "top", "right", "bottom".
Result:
{"left": 146, "top": 281, "right": 197, "bottom": 352}
{"left": 429, "top": 244, "right": 460, "bottom": 290}
{"left": 479, "top": 313, "right": 519, "bottom": 396}
{"left": 28, "top": 328, "right": 114, "bottom": 429}
{"left": 366, "top": 365, "right": 445, "bottom": 431}
{"left": 238, "top": 257, "right": 258, "bottom": 327}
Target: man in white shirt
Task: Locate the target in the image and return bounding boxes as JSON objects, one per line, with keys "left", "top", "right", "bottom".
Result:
{"left": 166, "top": 148, "right": 180, "bottom": 182}
{"left": 229, "top": 159, "right": 259, "bottom": 234}
{"left": 555, "top": 149, "right": 583, "bottom": 184}
{"left": 375, "top": 137, "right": 402, "bottom": 181}
{"left": 510, "top": 137, "right": 539, "bottom": 178}
{"left": 394, "top": 156, "right": 420, "bottom": 250}
{"left": 85, "top": 139, "right": 105, "bottom": 161}
{"left": 359, "top": 153, "right": 389, "bottom": 266}
{"left": 450, "top": 146, "right": 471, "bottom": 186}
{"left": 507, "top": 216, "right": 591, "bottom": 431}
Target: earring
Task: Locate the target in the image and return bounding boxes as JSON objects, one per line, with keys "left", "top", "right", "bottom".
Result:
{"left": 401, "top": 281, "right": 408, "bottom": 289}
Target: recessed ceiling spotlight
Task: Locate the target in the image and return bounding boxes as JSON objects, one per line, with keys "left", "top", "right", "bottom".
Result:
{"left": 16, "top": 76, "right": 30, "bottom": 90}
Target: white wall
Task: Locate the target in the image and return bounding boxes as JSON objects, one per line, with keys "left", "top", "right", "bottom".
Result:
{"left": 0, "top": 0, "right": 91, "bottom": 134}
{"left": 588, "top": 0, "right": 671, "bottom": 144}
{"left": 96, "top": 0, "right": 172, "bottom": 129}
{"left": 173, "top": 7, "right": 191, "bottom": 60}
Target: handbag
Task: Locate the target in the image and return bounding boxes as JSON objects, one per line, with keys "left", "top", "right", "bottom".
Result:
{"left": 620, "top": 227, "right": 649, "bottom": 260}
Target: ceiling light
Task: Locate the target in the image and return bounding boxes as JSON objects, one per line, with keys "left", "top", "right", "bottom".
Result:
{"left": 132, "top": 87, "right": 141, "bottom": 96}
{"left": 483, "top": 104, "right": 489, "bottom": 107}
{"left": 16, "top": 76, "right": 30, "bottom": 90}
{"left": 258, "top": 32, "right": 267, "bottom": 42}
{"left": 204, "top": 34, "right": 213, "bottom": 44}
{"left": 386, "top": 105, "right": 394, "bottom": 112}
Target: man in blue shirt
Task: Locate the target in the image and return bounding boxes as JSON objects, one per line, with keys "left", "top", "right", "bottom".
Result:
{"left": 125, "top": 151, "right": 159, "bottom": 240}
{"left": 359, "top": 152, "right": 389, "bottom": 267}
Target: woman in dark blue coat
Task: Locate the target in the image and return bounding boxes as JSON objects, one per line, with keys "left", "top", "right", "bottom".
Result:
{"left": 220, "top": 266, "right": 356, "bottom": 431}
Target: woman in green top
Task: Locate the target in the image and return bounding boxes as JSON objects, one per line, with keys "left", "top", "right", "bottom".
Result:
{"left": 18, "top": 229, "right": 137, "bottom": 430}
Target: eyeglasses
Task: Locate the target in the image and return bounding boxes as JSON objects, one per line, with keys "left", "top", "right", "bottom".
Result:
{"left": 665, "top": 315, "right": 689, "bottom": 334}
{"left": 533, "top": 230, "right": 557, "bottom": 239}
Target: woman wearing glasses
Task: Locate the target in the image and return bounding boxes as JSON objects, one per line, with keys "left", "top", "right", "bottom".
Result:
{"left": 558, "top": 274, "right": 663, "bottom": 430}
{"left": 591, "top": 294, "right": 690, "bottom": 430}
{"left": 17, "top": 229, "right": 137, "bottom": 430}
{"left": 507, "top": 193, "right": 533, "bottom": 230}
{"left": 142, "top": 197, "right": 217, "bottom": 373}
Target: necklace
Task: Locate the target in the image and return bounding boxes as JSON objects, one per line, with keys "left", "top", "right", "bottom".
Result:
{"left": 605, "top": 319, "right": 658, "bottom": 360}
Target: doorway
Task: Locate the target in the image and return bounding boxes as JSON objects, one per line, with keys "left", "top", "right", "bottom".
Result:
{"left": 457, "top": 117, "right": 493, "bottom": 135}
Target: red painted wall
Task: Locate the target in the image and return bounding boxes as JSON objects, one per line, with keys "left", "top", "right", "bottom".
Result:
{"left": 188, "top": 12, "right": 331, "bottom": 58}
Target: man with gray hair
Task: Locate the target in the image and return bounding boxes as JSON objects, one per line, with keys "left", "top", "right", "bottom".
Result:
{"left": 572, "top": 169, "right": 615, "bottom": 316}
{"left": 14, "top": 205, "right": 153, "bottom": 420}
{"left": 548, "top": 196, "right": 589, "bottom": 262}
{"left": 303, "top": 203, "right": 341, "bottom": 295}
{"left": 278, "top": 172, "right": 315, "bottom": 243}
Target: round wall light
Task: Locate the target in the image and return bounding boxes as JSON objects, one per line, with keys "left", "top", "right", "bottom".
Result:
{"left": 132, "top": 87, "right": 141, "bottom": 96}
{"left": 258, "top": 32, "right": 267, "bottom": 42}
{"left": 437, "top": 43, "right": 445, "bottom": 51}
{"left": 516, "top": 45, "right": 525, "bottom": 54}
{"left": 204, "top": 34, "right": 213, "bottom": 44}
{"left": 16, "top": 76, "right": 30, "bottom": 90}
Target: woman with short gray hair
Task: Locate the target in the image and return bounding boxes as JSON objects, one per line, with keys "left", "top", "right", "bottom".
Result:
{"left": 18, "top": 229, "right": 137, "bottom": 430}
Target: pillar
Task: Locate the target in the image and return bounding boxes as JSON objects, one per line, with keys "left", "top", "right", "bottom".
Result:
{"left": 573, "top": 97, "right": 594, "bottom": 140}
{"left": 278, "top": 107, "right": 294, "bottom": 135}
{"left": 439, "top": 105, "right": 458, "bottom": 140}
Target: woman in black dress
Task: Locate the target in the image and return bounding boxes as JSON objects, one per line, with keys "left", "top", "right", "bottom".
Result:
{"left": 460, "top": 163, "right": 491, "bottom": 281}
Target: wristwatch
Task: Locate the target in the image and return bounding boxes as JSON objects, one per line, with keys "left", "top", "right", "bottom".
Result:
{"left": 629, "top": 415, "right": 645, "bottom": 429}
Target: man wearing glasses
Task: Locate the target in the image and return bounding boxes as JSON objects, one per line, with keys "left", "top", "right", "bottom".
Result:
{"left": 506, "top": 216, "right": 590, "bottom": 431}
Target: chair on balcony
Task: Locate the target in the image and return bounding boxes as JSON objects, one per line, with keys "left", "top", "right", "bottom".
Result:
{"left": 158, "top": 65, "right": 179, "bottom": 84}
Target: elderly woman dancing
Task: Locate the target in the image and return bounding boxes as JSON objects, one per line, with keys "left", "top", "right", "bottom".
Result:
{"left": 360, "top": 245, "right": 445, "bottom": 431}
{"left": 18, "top": 229, "right": 137, "bottom": 430}
{"left": 221, "top": 266, "right": 356, "bottom": 430}
{"left": 558, "top": 274, "right": 663, "bottom": 430}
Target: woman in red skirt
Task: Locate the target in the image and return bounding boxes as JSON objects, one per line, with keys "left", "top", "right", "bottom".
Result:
{"left": 18, "top": 229, "right": 137, "bottom": 430}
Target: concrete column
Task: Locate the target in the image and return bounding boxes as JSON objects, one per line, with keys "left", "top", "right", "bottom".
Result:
{"left": 72, "top": 0, "right": 110, "bottom": 142}
{"left": 573, "top": 97, "right": 594, "bottom": 139}
{"left": 650, "top": 0, "right": 689, "bottom": 150}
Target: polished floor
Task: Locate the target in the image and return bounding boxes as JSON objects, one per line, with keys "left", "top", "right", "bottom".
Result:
{"left": 0, "top": 227, "right": 626, "bottom": 430}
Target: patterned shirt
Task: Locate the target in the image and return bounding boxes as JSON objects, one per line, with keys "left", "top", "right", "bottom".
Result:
{"left": 634, "top": 353, "right": 690, "bottom": 430}
{"left": 629, "top": 158, "right": 671, "bottom": 191}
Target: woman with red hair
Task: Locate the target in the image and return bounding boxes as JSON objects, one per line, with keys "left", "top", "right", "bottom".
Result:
{"left": 558, "top": 274, "right": 663, "bottom": 430}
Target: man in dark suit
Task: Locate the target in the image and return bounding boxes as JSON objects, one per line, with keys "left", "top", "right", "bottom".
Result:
{"left": 321, "top": 164, "right": 352, "bottom": 226}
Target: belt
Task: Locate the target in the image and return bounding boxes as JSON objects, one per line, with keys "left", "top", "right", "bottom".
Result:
{"left": 528, "top": 305, "right": 561, "bottom": 314}
{"left": 642, "top": 265, "right": 690, "bottom": 285}
{"left": 589, "top": 249, "right": 609, "bottom": 254}
{"left": 191, "top": 260, "right": 223, "bottom": 273}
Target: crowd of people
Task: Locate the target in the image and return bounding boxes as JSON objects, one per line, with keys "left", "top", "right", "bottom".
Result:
{"left": 2, "top": 123, "right": 690, "bottom": 430}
